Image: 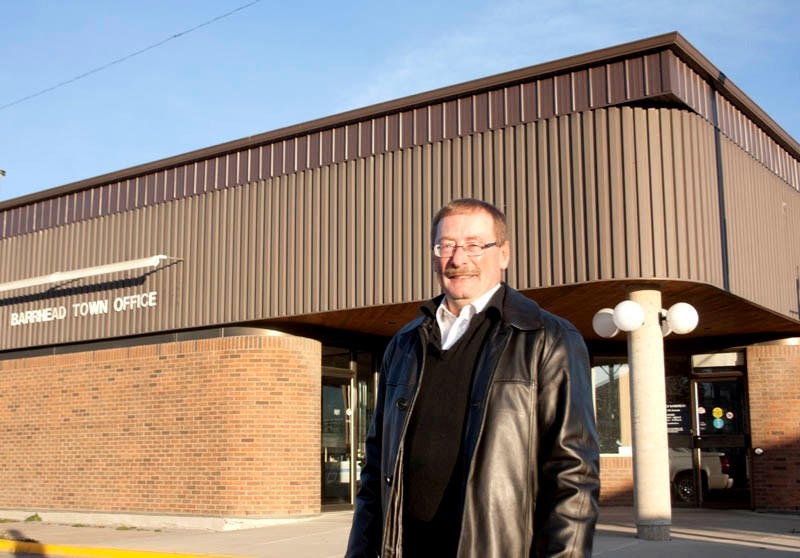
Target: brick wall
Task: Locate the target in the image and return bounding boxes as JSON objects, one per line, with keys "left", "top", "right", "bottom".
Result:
{"left": 599, "top": 455, "right": 634, "bottom": 506}
{"left": 0, "top": 334, "right": 321, "bottom": 518}
{"left": 747, "top": 343, "right": 800, "bottom": 512}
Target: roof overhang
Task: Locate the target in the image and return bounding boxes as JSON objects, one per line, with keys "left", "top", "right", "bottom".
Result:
{"left": 270, "top": 280, "right": 800, "bottom": 352}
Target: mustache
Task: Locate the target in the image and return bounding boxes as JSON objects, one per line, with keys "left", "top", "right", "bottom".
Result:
{"left": 443, "top": 269, "right": 479, "bottom": 278}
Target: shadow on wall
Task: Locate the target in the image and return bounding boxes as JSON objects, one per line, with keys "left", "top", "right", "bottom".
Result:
{"left": 598, "top": 455, "right": 634, "bottom": 507}
{"left": 747, "top": 343, "right": 800, "bottom": 512}
{"left": 0, "top": 271, "right": 158, "bottom": 307}
{"left": 751, "top": 436, "right": 800, "bottom": 512}
{"left": 598, "top": 482, "right": 633, "bottom": 507}
{"left": 599, "top": 435, "right": 800, "bottom": 513}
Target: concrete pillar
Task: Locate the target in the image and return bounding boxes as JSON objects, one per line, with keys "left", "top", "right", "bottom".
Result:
{"left": 627, "top": 288, "right": 672, "bottom": 540}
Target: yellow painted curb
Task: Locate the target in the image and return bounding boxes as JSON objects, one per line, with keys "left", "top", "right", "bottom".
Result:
{"left": 0, "top": 538, "right": 251, "bottom": 558}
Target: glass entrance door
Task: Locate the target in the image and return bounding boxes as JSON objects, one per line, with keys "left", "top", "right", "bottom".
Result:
{"left": 692, "top": 377, "right": 751, "bottom": 508}
{"left": 320, "top": 347, "right": 378, "bottom": 509}
{"left": 322, "top": 376, "right": 354, "bottom": 506}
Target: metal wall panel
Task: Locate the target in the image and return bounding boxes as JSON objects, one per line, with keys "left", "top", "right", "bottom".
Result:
{"left": 5, "top": 33, "right": 800, "bottom": 255}
{"left": 667, "top": 53, "right": 799, "bottom": 192}
{"left": 0, "top": 52, "right": 681, "bottom": 241}
{"left": 723, "top": 136, "right": 800, "bottom": 317}
{"left": 1, "top": 107, "right": 735, "bottom": 350}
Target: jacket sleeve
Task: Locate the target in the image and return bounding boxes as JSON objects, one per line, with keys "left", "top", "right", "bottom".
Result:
{"left": 533, "top": 319, "right": 600, "bottom": 558}
{"left": 344, "top": 343, "right": 392, "bottom": 558}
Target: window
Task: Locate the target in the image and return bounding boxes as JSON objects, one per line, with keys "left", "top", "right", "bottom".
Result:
{"left": 592, "top": 364, "right": 631, "bottom": 454}
{"left": 322, "top": 346, "right": 352, "bottom": 369}
{"left": 355, "top": 351, "right": 376, "bottom": 478}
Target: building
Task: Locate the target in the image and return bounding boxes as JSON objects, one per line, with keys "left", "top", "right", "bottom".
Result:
{"left": 1, "top": 32, "right": 798, "bottom": 529}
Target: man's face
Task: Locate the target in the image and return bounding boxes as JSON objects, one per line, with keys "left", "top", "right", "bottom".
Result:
{"left": 433, "top": 209, "right": 510, "bottom": 314}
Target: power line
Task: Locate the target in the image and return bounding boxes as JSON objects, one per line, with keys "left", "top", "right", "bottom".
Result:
{"left": 0, "top": 0, "right": 261, "bottom": 112}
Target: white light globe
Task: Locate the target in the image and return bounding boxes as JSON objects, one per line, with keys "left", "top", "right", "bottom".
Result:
{"left": 666, "top": 302, "right": 699, "bottom": 334}
{"left": 592, "top": 308, "right": 619, "bottom": 338}
{"left": 612, "top": 300, "right": 645, "bottom": 332}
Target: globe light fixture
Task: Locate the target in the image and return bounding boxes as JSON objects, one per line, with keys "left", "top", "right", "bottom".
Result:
{"left": 612, "top": 300, "right": 645, "bottom": 332}
{"left": 592, "top": 308, "right": 619, "bottom": 338}
{"left": 664, "top": 302, "right": 699, "bottom": 334}
{"left": 593, "top": 300, "right": 698, "bottom": 338}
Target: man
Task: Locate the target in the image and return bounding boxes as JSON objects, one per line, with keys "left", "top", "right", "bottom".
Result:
{"left": 345, "top": 198, "right": 600, "bottom": 558}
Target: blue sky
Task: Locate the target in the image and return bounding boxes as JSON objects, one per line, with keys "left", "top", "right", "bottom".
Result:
{"left": 1, "top": 0, "right": 798, "bottom": 203}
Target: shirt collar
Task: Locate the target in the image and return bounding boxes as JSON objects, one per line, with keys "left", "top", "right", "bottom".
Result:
{"left": 436, "top": 282, "right": 503, "bottom": 321}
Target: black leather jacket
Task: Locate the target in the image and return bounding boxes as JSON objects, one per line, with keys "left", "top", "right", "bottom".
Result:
{"left": 345, "top": 285, "right": 600, "bottom": 557}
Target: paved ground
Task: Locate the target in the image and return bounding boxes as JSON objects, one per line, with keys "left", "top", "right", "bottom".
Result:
{"left": 1, "top": 506, "right": 799, "bottom": 557}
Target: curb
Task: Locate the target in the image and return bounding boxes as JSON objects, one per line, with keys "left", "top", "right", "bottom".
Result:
{"left": 0, "top": 539, "right": 251, "bottom": 558}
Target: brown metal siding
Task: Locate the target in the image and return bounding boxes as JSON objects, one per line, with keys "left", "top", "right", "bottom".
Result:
{"left": 1, "top": 52, "right": 682, "bottom": 241}
{"left": 1, "top": 107, "right": 730, "bottom": 350}
{"left": 723, "top": 135, "right": 800, "bottom": 316}
{"left": 666, "top": 53, "right": 799, "bottom": 192}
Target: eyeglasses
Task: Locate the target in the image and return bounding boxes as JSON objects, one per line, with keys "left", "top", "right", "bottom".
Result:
{"left": 433, "top": 241, "right": 497, "bottom": 258}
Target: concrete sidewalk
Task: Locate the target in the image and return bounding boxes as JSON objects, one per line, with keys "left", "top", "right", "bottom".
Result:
{"left": 2, "top": 507, "right": 799, "bottom": 557}
{"left": 594, "top": 507, "right": 800, "bottom": 556}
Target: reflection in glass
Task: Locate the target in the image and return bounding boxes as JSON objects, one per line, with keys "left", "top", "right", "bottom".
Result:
{"left": 592, "top": 364, "right": 631, "bottom": 454}
{"left": 696, "top": 380, "right": 744, "bottom": 435}
{"left": 355, "top": 352, "right": 375, "bottom": 489}
{"left": 322, "top": 380, "right": 351, "bottom": 504}
{"left": 322, "top": 346, "right": 352, "bottom": 369}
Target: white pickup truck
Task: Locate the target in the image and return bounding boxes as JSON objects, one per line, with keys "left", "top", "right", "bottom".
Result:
{"left": 669, "top": 447, "right": 734, "bottom": 504}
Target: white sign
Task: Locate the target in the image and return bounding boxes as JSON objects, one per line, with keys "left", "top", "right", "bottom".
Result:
{"left": 10, "top": 305, "right": 67, "bottom": 326}
{"left": 8, "top": 290, "right": 158, "bottom": 327}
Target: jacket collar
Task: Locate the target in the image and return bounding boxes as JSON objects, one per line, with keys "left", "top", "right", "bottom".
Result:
{"left": 497, "top": 284, "right": 545, "bottom": 331}
{"left": 419, "top": 284, "right": 545, "bottom": 331}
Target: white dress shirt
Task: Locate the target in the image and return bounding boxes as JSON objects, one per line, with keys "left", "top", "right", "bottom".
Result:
{"left": 435, "top": 283, "right": 502, "bottom": 350}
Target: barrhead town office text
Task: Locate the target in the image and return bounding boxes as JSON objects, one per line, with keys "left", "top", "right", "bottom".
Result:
{"left": 10, "top": 291, "right": 158, "bottom": 326}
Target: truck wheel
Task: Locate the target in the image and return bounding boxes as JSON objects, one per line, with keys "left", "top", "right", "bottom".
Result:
{"left": 672, "top": 472, "right": 695, "bottom": 504}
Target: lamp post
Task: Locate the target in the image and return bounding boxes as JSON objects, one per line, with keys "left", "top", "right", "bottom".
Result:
{"left": 593, "top": 288, "right": 698, "bottom": 541}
